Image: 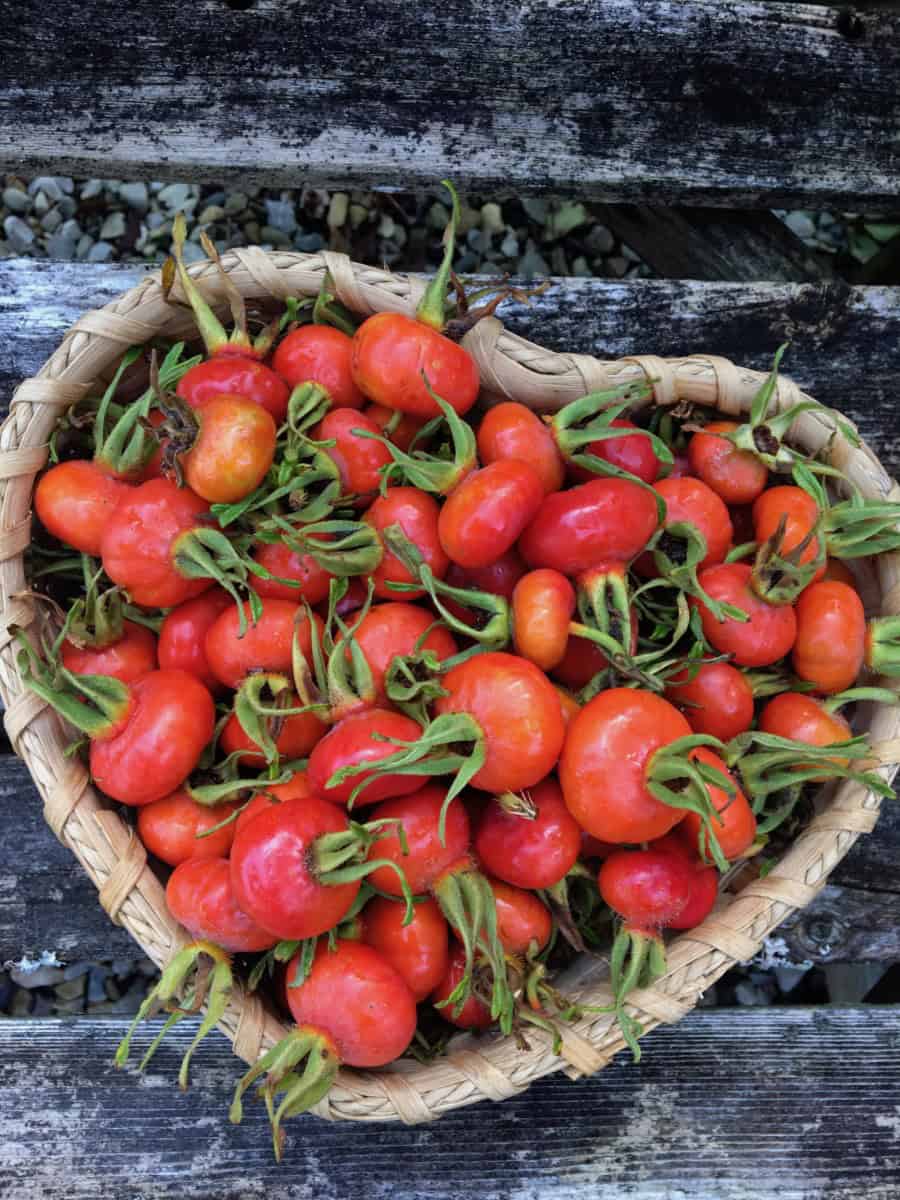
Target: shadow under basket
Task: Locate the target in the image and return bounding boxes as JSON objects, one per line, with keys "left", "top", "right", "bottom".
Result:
{"left": 2, "top": 247, "right": 898, "bottom": 1123}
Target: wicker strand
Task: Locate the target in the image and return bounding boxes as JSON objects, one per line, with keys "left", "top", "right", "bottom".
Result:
{"left": 1, "top": 249, "right": 898, "bottom": 1124}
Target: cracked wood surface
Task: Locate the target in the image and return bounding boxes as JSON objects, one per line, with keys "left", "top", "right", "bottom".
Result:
{"left": 1, "top": 1010, "right": 899, "bottom": 1198}
{"left": 1, "top": 1, "right": 899, "bottom": 208}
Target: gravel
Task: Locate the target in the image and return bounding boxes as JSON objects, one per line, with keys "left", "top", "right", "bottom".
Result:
{"left": 0, "top": 174, "right": 657, "bottom": 279}
{"left": 6, "top": 173, "right": 886, "bottom": 277}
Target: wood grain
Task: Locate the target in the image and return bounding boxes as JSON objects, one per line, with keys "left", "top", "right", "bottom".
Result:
{"left": 1, "top": 1, "right": 898, "bottom": 207}
{"left": 598, "top": 206, "right": 837, "bottom": 282}
{"left": 3, "top": 261, "right": 900, "bottom": 471}
{"left": 2, "top": 1010, "right": 899, "bottom": 1199}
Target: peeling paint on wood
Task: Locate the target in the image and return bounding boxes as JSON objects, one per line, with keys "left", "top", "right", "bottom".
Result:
{"left": 1, "top": 1010, "right": 899, "bottom": 1198}
{"left": 0, "top": 1, "right": 898, "bottom": 207}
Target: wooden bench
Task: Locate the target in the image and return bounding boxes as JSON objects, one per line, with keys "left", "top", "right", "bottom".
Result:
{"left": 2, "top": 2, "right": 900, "bottom": 1195}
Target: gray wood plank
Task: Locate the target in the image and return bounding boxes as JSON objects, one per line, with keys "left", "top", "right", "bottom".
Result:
{"left": 2, "top": 755, "right": 899, "bottom": 966}
{"left": 2, "top": 260, "right": 900, "bottom": 472}
{"left": 1, "top": 1009, "right": 898, "bottom": 1199}
{"left": 1, "top": 1, "right": 899, "bottom": 207}
{"left": 598, "top": 206, "right": 837, "bottom": 282}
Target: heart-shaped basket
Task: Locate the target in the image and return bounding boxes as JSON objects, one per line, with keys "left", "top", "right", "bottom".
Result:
{"left": 2, "top": 248, "right": 898, "bottom": 1124}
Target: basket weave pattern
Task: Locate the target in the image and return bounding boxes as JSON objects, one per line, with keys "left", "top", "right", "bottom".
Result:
{"left": 2, "top": 249, "right": 899, "bottom": 1124}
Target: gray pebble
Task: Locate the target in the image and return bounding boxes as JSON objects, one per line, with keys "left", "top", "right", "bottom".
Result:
{"left": 119, "top": 181, "right": 149, "bottom": 212}
{"left": 260, "top": 225, "right": 292, "bottom": 247}
{"left": 243, "top": 220, "right": 261, "bottom": 242}
{"left": 32, "top": 993, "right": 55, "bottom": 1017}
{"left": 521, "top": 197, "right": 549, "bottom": 224}
{"left": 56, "top": 177, "right": 75, "bottom": 194}
{"left": 75, "top": 234, "right": 95, "bottom": 260}
{"left": 58, "top": 195, "right": 77, "bottom": 219}
{"left": 621, "top": 242, "right": 642, "bottom": 263}
{"left": 225, "top": 191, "right": 249, "bottom": 216}
{"left": 586, "top": 224, "right": 615, "bottom": 254}
{"left": 204, "top": 190, "right": 227, "bottom": 209}
{"left": 500, "top": 231, "right": 519, "bottom": 258}
{"left": 427, "top": 201, "right": 449, "bottom": 230}
{"left": 63, "top": 961, "right": 92, "bottom": 981}
{"left": 80, "top": 179, "right": 104, "bottom": 200}
{"left": 518, "top": 247, "right": 550, "bottom": 278}
{"left": 198, "top": 204, "right": 226, "bottom": 225}
{"left": 607, "top": 255, "right": 629, "bottom": 277}
{"left": 100, "top": 211, "right": 126, "bottom": 240}
{"left": 87, "top": 240, "right": 115, "bottom": 262}
{"left": 33, "top": 190, "right": 50, "bottom": 217}
{"left": 327, "top": 193, "right": 349, "bottom": 229}
{"left": 3, "top": 215, "right": 35, "bottom": 253}
{"left": 55, "top": 976, "right": 87, "bottom": 1001}
{"left": 784, "top": 211, "right": 816, "bottom": 241}
{"left": 377, "top": 213, "right": 396, "bottom": 240}
{"left": 550, "top": 246, "right": 569, "bottom": 275}
{"left": 349, "top": 203, "right": 369, "bottom": 230}
{"left": 47, "top": 218, "right": 82, "bottom": 260}
{"left": 149, "top": 181, "right": 165, "bottom": 193}
{"left": 87, "top": 967, "right": 108, "bottom": 1004}
{"left": 2, "top": 186, "right": 31, "bottom": 214}
{"left": 41, "top": 207, "right": 63, "bottom": 233}
{"left": 294, "top": 232, "right": 325, "bottom": 252}
{"left": 481, "top": 202, "right": 504, "bottom": 235}
{"left": 10, "top": 990, "right": 32, "bottom": 1016}
{"left": 454, "top": 250, "right": 479, "bottom": 273}
{"left": 111, "top": 958, "right": 137, "bottom": 976}
{"left": 145, "top": 210, "right": 166, "bottom": 231}
{"left": 158, "top": 182, "right": 196, "bottom": 213}
{"left": 27, "top": 176, "right": 63, "bottom": 202}
{"left": 265, "top": 198, "right": 297, "bottom": 234}
{"left": 572, "top": 255, "right": 593, "bottom": 277}
{"left": 10, "top": 964, "right": 63, "bottom": 988}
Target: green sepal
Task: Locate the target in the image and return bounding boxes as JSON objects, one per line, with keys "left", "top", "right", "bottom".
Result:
{"left": 16, "top": 634, "right": 131, "bottom": 739}
{"left": 172, "top": 527, "right": 263, "bottom": 635}
{"left": 166, "top": 214, "right": 273, "bottom": 357}
{"left": 750, "top": 511, "right": 826, "bottom": 605}
{"left": 724, "top": 345, "right": 856, "bottom": 480}
{"left": 646, "top": 732, "right": 733, "bottom": 872}
{"left": 62, "top": 557, "right": 126, "bottom": 649}
{"left": 326, "top": 711, "right": 486, "bottom": 827}
{"left": 311, "top": 818, "right": 415, "bottom": 925}
{"left": 651, "top": 521, "right": 749, "bottom": 623}
{"left": 358, "top": 387, "right": 476, "bottom": 495}
{"left": 382, "top": 523, "right": 510, "bottom": 646}
{"left": 432, "top": 862, "right": 515, "bottom": 1035}
{"left": 865, "top": 617, "right": 900, "bottom": 677}
{"left": 283, "top": 518, "right": 383, "bottom": 577}
{"left": 114, "top": 940, "right": 233, "bottom": 1091}
{"left": 416, "top": 180, "right": 461, "bottom": 331}
{"left": 95, "top": 343, "right": 201, "bottom": 478}
{"left": 229, "top": 1025, "right": 340, "bottom": 1161}
{"left": 723, "top": 728, "right": 895, "bottom": 812}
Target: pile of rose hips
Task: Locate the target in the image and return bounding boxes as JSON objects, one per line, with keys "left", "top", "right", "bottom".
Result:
{"left": 22, "top": 184, "right": 900, "bottom": 1155}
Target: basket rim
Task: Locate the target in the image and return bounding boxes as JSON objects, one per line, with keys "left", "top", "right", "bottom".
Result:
{"left": 1, "top": 247, "right": 898, "bottom": 1124}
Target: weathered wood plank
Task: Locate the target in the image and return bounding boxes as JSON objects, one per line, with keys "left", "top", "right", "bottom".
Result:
{"left": 3, "top": 755, "right": 899, "bottom": 966}
{"left": 1, "top": 1010, "right": 898, "bottom": 1199}
{"left": 598, "top": 206, "right": 837, "bottom": 282}
{"left": 3, "top": 260, "right": 900, "bottom": 472}
{"left": 1, "top": 1, "right": 899, "bottom": 208}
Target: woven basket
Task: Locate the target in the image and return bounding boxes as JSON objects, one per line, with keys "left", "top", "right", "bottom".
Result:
{"left": 3, "top": 249, "right": 899, "bottom": 1125}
